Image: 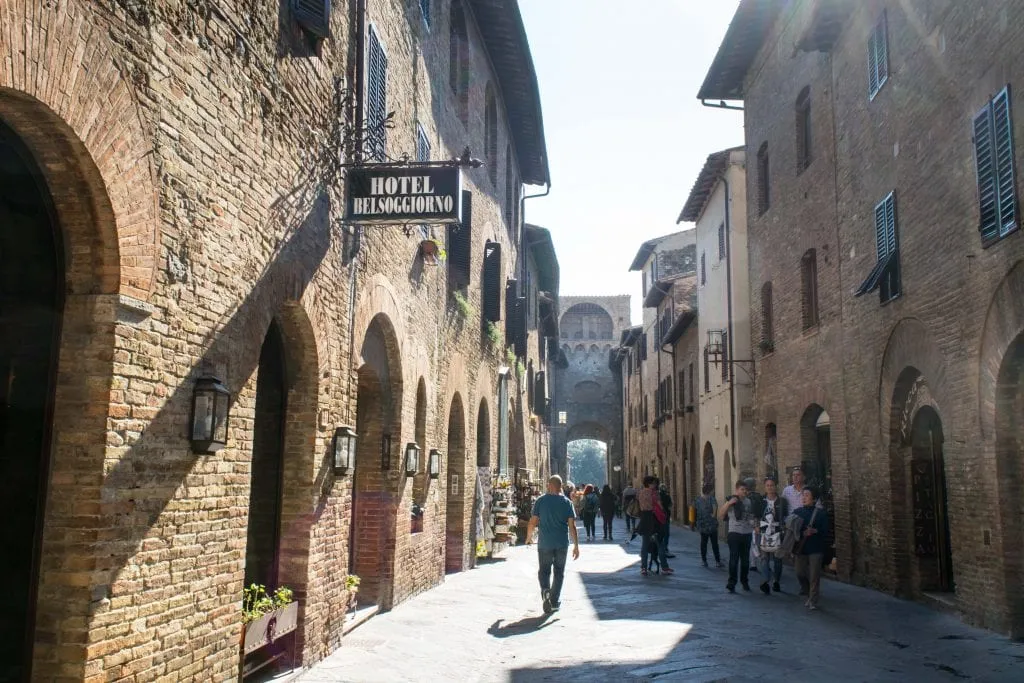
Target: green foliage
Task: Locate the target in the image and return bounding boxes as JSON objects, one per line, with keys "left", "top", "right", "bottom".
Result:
{"left": 566, "top": 439, "right": 608, "bottom": 488}
{"left": 242, "top": 583, "right": 294, "bottom": 624}
{"left": 452, "top": 291, "right": 472, "bottom": 318}
{"left": 505, "top": 348, "right": 517, "bottom": 366}
{"left": 516, "top": 360, "right": 525, "bottom": 378}
{"left": 484, "top": 321, "right": 501, "bottom": 347}
{"left": 344, "top": 574, "right": 361, "bottom": 592}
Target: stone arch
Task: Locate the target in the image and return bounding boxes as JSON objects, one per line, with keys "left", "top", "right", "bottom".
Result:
{"left": 350, "top": 312, "right": 404, "bottom": 608}
{"left": 566, "top": 421, "right": 610, "bottom": 444}
{"left": 1, "top": 0, "right": 160, "bottom": 299}
{"left": 979, "top": 261, "right": 1024, "bottom": 440}
{"left": 560, "top": 302, "right": 614, "bottom": 340}
{"left": 702, "top": 442, "right": 715, "bottom": 492}
{"left": 879, "top": 318, "right": 950, "bottom": 443}
{"left": 445, "top": 392, "right": 468, "bottom": 573}
{"left": 994, "top": 330, "right": 1024, "bottom": 635}
{"left": 476, "top": 399, "right": 491, "bottom": 468}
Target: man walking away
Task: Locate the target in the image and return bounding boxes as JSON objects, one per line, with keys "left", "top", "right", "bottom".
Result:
{"left": 582, "top": 485, "right": 599, "bottom": 541}
{"left": 695, "top": 483, "right": 722, "bottom": 568}
{"left": 658, "top": 484, "right": 676, "bottom": 559}
{"left": 526, "top": 475, "right": 580, "bottom": 614}
{"left": 794, "top": 486, "right": 829, "bottom": 610}
{"left": 599, "top": 485, "right": 617, "bottom": 540}
{"left": 719, "top": 480, "right": 755, "bottom": 593}
{"left": 756, "top": 476, "right": 789, "bottom": 594}
{"left": 622, "top": 483, "right": 638, "bottom": 533}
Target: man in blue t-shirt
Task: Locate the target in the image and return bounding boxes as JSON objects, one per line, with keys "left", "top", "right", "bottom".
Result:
{"left": 526, "top": 475, "right": 580, "bottom": 614}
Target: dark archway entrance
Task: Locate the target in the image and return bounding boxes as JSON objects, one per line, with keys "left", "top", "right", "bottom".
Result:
{"left": 910, "top": 406, "right": 954, "bottom": 593}
{"left": 0, "top": 120, "right": 64, "bottom": 681}
{"left": 995, "top": 332, "right": 1024, "bottom": 636}
{"left": 476, "top": 400, "right": 491, "bottom": 469}
{"left": 801, "top": 405, "right": 835, "bottom": 567}
{"left": 702, "top": 442, "right": 715, "bottom": 492}
{"left": 245, "top": 320, "right": 287, "bottom": 590}
{"left": 351, "top": 314, "right": 402, "bottom": 608}
{"left": 445, "top": 394, "right": 466, "bottom": 573}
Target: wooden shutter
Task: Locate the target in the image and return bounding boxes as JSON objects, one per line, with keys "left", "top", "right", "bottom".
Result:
{"left": 535, "top": 371, "right": 547, "bottom": 407}
{"left": 293, "top": 0, "right": 330, "bottom": 39}
{"left": 868, "top": 12, "right": 887, "bottom": 98}
{"left": 447, "top": 191, "right": 472, "bottom": 287}
{"left": 975, "top": 103, "right": 999, "bottom": 241}
{"left": 993, "top": 87, "right": 1018, "bottom": 237}
{"left": 505, "top": 279, "right": 518, "bottom": 347}
{"left": 366, "top": 26, "right": 388, "bottom": 161}
{"left": 482, "top": 241, "right": 502, "bottom": 323}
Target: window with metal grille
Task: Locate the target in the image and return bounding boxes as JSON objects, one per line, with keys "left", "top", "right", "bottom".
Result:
{"left": 757, "top": 142, "right": 770, "bottom": 214}
{"left": 973, "top": 85, "right": 1018, "bottom": 244}
{"left": 721, "top": 330, "right": 729, "bottom": 382}
{"left": 761, "top": 281, "right": 774, "bottom": 352}
{"left": 366, "top": 25, "right": 388, "bottom": 161}
{"left": 855, "top": 191, "right": 901, "bottom": 303}
{"left": 450, "top": 2, "right": 469, "bottom": 123}
{"left": 796, "top": 86, "right": 812, "bottom": 171}
{"left": 703, "top": 348, "right": 709, "bottom": 393}
{"left": 485, "top": 84, "right": 498, "bottom": 186}
{"left": 868, "top": 11, "right": 888, "bottom": 100}
{"left": 801, "top": 249, "right": 819, "bottom": 329}
{"left": 482, "top": 241, "right": 502, "bottom": 324}
{"left": 416, "top": 124, "right": 431, "bottom": 239}
{"left": 700, "top": 252, "right": 706, "bottom": 285}
{"left": 419, "top": 0, "right": 430, "bottom": 26}
{"left": 447, "top": 190, "right": 472, "bottom": 288}
{"left": 718, "top": 223, "right": 726, "bottom": 260}
{"left": 292, "top": 0, "right": 330, "bottom": 39}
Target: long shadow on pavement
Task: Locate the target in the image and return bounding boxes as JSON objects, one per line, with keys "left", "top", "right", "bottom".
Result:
{"left": 487, "top": 615, "right": 559, "bottom": 638}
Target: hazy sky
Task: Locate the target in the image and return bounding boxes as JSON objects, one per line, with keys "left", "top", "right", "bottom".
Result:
{"left": 518, "top": 0, "right": 743, "bottom": 323}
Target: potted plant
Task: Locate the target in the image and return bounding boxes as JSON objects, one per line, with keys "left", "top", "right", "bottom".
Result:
{"left": 242, "top": 584, "right": 299, "bottom": 656}
{"left": 484, "top": 321, "right": 501, "bottom": 348}
{"left": 419, "top": 238, "right": 446, "bottom": 265}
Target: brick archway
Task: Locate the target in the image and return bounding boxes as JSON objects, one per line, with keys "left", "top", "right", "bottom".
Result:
{"left": 0, "top": 0, "right": 159, "bottom": 299}
{"left": 445, "top": 393, "right": 468, "bottom": 573}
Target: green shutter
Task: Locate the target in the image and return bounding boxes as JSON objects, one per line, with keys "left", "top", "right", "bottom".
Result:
{"left": 992, "top": 86, "right": 1018, "bottom": 237}
{"left": 367, "top": 26, "right": 388, "bottom": 161}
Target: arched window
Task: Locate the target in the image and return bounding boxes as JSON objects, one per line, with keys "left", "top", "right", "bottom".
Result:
{"left": 796, "top": 86, "right": 812, "bottom": 171}
{"left": 757, "top": 142, "right": 770, "bottom": 215}
{"left": 801, "top": 249, "right": 819, "bottom": 329}
{"left": 560, "top": 303, "right": 614, "bottom": 340}
{"left": 485, "top": 83, "right": 498, "bottom": 186}
{"left": 449, "top": 2, "right": 469, "bottom": 123}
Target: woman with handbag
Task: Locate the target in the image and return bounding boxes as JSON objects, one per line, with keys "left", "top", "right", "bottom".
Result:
{"left": 793, "top": 486, "right": 829, "bottom": 610}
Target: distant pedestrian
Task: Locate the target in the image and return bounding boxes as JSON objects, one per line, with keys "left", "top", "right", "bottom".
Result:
{"left": 658, "top": 484, "right": 676, "bottom": 560}
{"left": 694, "top": 483, "right": 722, "bottom": 568}
{"left": 794, "top": 486, "right": 829, "bottom": 610}
{"left": 755, "top": 476, "right": 789, "bottom": 594}
{"left": 622, "top": 483, "right": 638, "bottom": 533}
{"left": 526, "top": 475, "right": 580, "bottom": 615}
{"left": 637, "top": 476, "right": 662, "bottom": 576}
{"left": 653, "top": 481, "right": 673, "bottom": 574}
{"left": 719, "top": 479, "right": 755, "bottom": 593}
{"left": 599, "top": 485, "right": 617, "bottom": 540}
{"left": 582, "top": 485, "right": 599, "bottom": 541}
{"left": 782, "top": 467, "right": 805, "bottom": 516}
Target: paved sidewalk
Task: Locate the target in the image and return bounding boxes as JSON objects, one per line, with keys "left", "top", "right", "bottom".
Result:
{"left": 300, "top": 523, "right": 1024, "bottom": 682}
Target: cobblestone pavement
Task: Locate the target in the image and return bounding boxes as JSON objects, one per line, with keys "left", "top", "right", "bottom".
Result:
{"left": 300, "top": 523, "right": 1024, "bottom": 682}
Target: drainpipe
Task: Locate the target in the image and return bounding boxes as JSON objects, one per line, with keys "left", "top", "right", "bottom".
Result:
{"left": 723, "top": 175, "right": 738, "bottom": 473}
{"left": 519, "top": 183, "right": 550, "bottom": 282}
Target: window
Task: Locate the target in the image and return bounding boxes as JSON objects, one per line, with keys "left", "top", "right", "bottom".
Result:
{"left": 678, "top": 370, "right": 685, "bottom": 406}
{"left": 366, "top": 26, "right": 388, "bottom": 161}
{"left": 419, "top": 0, "right": 430, "bottom": 26}
{"left": 974, "top": 85, "right": 1018, "bottom": 243}
{"left": 721, "top": 330, "right": 729, "bottom": 382}
{"left": 505, "top": 144, "right": 518, "bottom": 234}
{"left": 796, "top": 86, "right": 812, "bottom": 171}
{"left": 447, "top": 190, "right": 472, "bottom": 288}
{"left": 485, "top": 84, "right": 498, "bottom": 186}
{"left": 482, "top": 240, "right": 502, "bottom": 323}
{"left": 688, "top": 362, "right": 694, "bottom": 404}
{"left": 703, "top": 347, "right": 710, "bottom": 393}
{"left": 855, "top": 191, "right": 901, "bottom": 303}
{"left": 527, "top": 363, "right": 535, "bottom": 412}
{"left": 801, "top": 249, "right": 819, "bottom": 329}
{"left": 416, "top": 124, "right": 431, "bottom": 239}
{"left": 757, "top": 142, "right": 770, "bottom": 214}
{"left": 640, "top": 332, "right": 648, "bottom": 361}
{"left": 293, "top": 0, "right": 331, "bottom": 38}
{"left": 761, "top": 282, "right": 774, "bottom": 352}
{"left": 868, "top": 11, "right": 889, "bottom": 99}
{"left": 700, "top": 252, "right": 707, "bottom": 285}
{"left": 558, "top": 411, "right": 567, "bottom": 425}
{"left": 718, "top": 223, "right": 726, "bottom": 260}
{"left": 449, "top": 2, "right": 469, "bottom": 123}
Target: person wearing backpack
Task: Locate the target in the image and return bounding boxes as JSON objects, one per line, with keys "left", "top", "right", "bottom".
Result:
{"left": 694, "top": 483, "right": 723, "bottom": 568}
{"left": 581, "top": 484, "right": 599, "bottom": 542}
{"left": 622, "top": 483, "right": 638, "bottom": 534}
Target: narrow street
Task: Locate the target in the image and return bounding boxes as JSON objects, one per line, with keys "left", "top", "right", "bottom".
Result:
{"left": 300, "top": 523, "right": 1024, "bottom": 683}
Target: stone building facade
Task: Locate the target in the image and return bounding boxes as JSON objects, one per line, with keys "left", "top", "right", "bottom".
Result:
{"left": 0, "top": 0, "right": 551, "bottom": 679}
{"left": 677, "top": 148, "right": 753, "bottom": 513}
{"left": 551, "top": 295, "right": 629, "bottom": 483}
{"left": 701, "top": 0, "right": 1024, "bottom": 636}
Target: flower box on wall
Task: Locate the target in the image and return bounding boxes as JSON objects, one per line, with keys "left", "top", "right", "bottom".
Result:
{"left": 243, "top": 602, "right": 299, "bottom": 655}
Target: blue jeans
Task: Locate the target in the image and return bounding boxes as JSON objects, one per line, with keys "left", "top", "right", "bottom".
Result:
{"left": 537, "top": 547, "right": 568, "bottom": 604}
{"left": 758, "top": 551, "right": 783, "bottom": 584}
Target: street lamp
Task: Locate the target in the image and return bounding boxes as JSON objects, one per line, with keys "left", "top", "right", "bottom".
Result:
{"left": 190, "top": 376, "right": 230, "bottom": 454}
{"left": 404, "top": 442, "right": 421, "bottom": 477}
{"left": 332, "top": 426, "right": 356, "bottom": 475}
{"left": 428, "top": 448, "right": 441, "bottom": 478}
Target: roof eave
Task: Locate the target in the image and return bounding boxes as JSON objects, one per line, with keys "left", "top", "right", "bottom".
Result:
{"left": 696, "top": 0, "right": 785, "bottom": 102}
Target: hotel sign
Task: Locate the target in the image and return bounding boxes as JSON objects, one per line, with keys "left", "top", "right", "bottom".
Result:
{"left": 345, "top": 164, "right": 462, "bottom": 225}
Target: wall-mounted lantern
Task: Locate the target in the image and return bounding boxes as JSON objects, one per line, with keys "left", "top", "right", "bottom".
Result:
{"left": 428, "top": 449, "right": 441, "bottom": 479}
{"left": 381, "top": 434, "right": 392, "bottom": 470}
{"left": 404, "top": 442, "right": 421, "bottom": 477}
{"left": 333, "top": 426, "right": 356, "bottom": 475}
{"left": 190, "top": 375, "right": 230, "bottom": 454}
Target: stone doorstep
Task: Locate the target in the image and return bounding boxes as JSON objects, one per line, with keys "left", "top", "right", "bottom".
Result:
{"left": 343, "top": 604, "right": 380, "bottom": 635}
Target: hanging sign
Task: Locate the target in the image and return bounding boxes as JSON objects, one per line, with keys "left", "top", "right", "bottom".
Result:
{"left": 345, "top": 164, "right": 463, "bottom": 225}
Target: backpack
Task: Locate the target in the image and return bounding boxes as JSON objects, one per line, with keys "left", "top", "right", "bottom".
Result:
{"left": 584, "top": 493, "right": 599, "bottom": 513}
{"left": 626, "top": 497, "right": 641, "bottom": 518}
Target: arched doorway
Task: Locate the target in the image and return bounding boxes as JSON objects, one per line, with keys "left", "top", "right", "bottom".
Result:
{"left": 0, "top": 119, "right": 64, "bottom": 680}
{"left": 995, "top": 332, "right": 1024, "bottom": 635}
{"left": 245, "top": 320, "right": 287, "bottom": 590}
{"left": 801, "top": 405, "right": 835, "bottom": 567}
{"left": 909, "top": 406, "right": 954, "bottom": 593}
{"left": 411, "top": 378, "right": 428, "bottom": 534}
{"left": 476, "top": 400, "right": 491, "bottom": 469}
{"left": 702, "top": 442, "right": 715, "bottom": 492}
{"left": 350, "top": 314, "right": 402, "bottom": 608}
{"left": 445, "top": 394, "right": 467, "bottom": 573}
